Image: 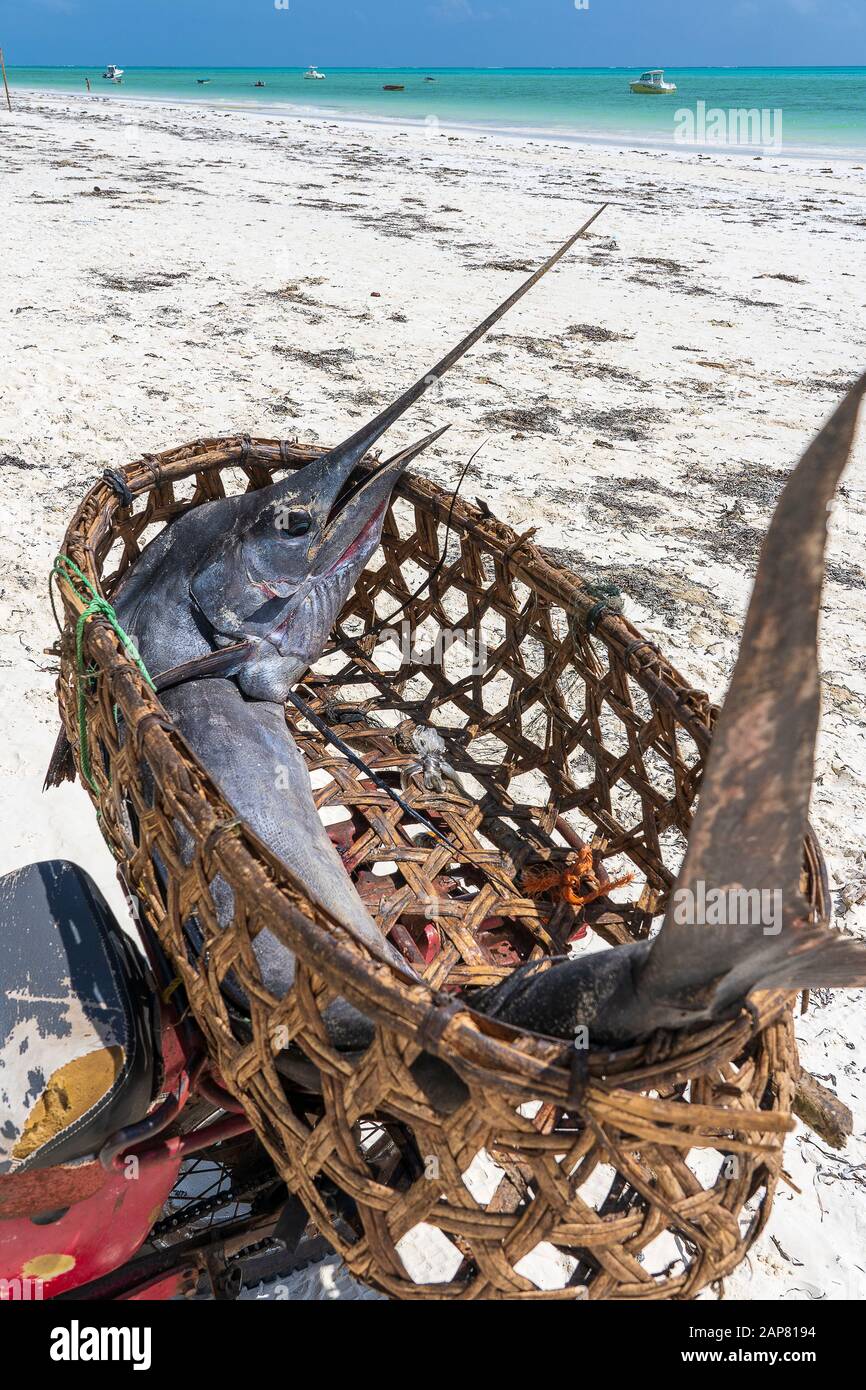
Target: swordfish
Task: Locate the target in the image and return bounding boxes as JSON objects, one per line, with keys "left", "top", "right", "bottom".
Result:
{"left": 110, "top": 215, "right": 608, "bottom": 1040}
{"left": 57, "top": 213, "right": 866, "bottom": 1053}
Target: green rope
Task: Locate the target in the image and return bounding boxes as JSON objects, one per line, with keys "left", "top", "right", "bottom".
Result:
{"left": 52, "top": 555, "right": 155, "bottom": 790}
{"left": 583, "top": 578, "right": 624, "bottom": 634}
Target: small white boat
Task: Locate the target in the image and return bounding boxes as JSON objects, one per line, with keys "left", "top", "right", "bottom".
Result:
{"left": 629, "top": 69, "right": 676, "bottom": 95}
{"left": 102, "top": 64, "right": 124, "bottom": 81}
{"left": 304, "top": 66, "right": 326, "bottom": 80}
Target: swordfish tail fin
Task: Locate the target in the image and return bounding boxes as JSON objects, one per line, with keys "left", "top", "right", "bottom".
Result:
{"left": 638, "top": 918, "right": 866, "bottom": 1026}
{"left": 641, "top": 372, "right": 866, "bottom": 1003}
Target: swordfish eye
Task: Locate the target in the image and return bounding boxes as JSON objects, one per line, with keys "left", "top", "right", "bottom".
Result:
{"left": 274, "top": 506, "right": 313, "bottom": 538}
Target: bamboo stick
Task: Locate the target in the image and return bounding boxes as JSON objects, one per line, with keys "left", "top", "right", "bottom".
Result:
{"left": 0, "top": 49, "right": 11, "bottom": 113}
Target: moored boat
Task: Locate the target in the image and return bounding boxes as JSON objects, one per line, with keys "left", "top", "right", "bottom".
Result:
{"left": 629, "top": 68, "right": 677, "bottom": 94}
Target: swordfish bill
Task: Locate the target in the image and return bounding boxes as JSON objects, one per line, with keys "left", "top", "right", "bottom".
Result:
{"left": 301, "top": 204, "right": 609, "bottom": 493}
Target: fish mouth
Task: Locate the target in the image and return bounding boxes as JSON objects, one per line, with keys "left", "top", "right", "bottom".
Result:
{"left": 241, "top": 427, "right": 450, "bottom": 649}
{"left": 255, "top": 502, "right": 387, "bottom": 653}
{"left": 246, "top": 488, "right": 386, "bottom": 602}
{"left": 313, "top": 426, "right": 451, "bottom": 580}
{"left": 322, "top": 499, "right": 386, "bottom": 576}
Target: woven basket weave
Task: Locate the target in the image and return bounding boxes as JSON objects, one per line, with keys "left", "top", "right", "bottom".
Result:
{"left": 53, "top": 435, "right": 828, "bottom": 1300}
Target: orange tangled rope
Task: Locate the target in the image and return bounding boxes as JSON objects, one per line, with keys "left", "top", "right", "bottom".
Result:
{"left": 522, "top": 845, "right": 633, "bottom": 910}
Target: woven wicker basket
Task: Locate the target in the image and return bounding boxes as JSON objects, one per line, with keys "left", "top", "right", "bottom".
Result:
{"left": 53, "top": 435, "right": 828, "bottom": 1300}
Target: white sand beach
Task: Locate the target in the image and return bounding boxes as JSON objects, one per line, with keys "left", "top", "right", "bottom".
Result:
{"left": 1, "top": 88, "right": 865, "bottom": 1301}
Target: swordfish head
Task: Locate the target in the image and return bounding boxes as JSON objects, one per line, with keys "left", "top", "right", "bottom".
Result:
{"left": 187, "top": 209, "right": 607, "bottom": 702}
{"left": 189, "top": 428, "right": 448, "bottom": 701}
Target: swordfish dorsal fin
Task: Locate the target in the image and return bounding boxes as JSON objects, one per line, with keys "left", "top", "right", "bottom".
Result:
{"left": 289, "top": 206, "right": 607, "bottom": 495}
{"left": 646, "top": 372, "right": 866, "bottom": 977}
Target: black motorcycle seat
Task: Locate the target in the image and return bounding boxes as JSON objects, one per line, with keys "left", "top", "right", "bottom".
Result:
{"left": 0, "top": 861, "right": 157, "bottom": 1173}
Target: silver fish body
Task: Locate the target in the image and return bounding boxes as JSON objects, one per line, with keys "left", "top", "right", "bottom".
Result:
{"left": 157, "top": 677, "right": 394, "bottom": 1045}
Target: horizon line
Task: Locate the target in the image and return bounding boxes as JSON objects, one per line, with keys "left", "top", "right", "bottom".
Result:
{"left": 9, "top": 63, "right": 866, "bottom": 71}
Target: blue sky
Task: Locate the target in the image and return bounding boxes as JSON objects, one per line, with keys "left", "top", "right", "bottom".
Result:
{"left": 2, "top": 0, "right": 864, "bottom": 68}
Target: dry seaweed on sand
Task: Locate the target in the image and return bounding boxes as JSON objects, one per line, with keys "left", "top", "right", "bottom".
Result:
{"left": 482, "top": 402, "right": 562, "bottom": 434}
{"left": 94, "top": 269, "right": 190, "bottom": 293}
{"left": 566, "top": 322, "right": 635, "bottom": 343}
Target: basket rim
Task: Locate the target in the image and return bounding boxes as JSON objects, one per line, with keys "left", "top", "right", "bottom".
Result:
{"left": 54, "top": 434, "right": 808, "bottom": 1104}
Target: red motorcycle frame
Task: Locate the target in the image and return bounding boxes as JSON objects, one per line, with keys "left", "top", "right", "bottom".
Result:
{"left": 0, "top": 869, "right": 296, "bottom": 1303}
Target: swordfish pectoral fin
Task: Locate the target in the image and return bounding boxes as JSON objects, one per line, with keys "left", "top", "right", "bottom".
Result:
{"left": 642, "top": 371, "right": 866, "bottom": 997}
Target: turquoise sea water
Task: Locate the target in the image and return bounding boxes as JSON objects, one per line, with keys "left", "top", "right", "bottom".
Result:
{"left": 8, "top": 67, "right": 866, "bottom": 156}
